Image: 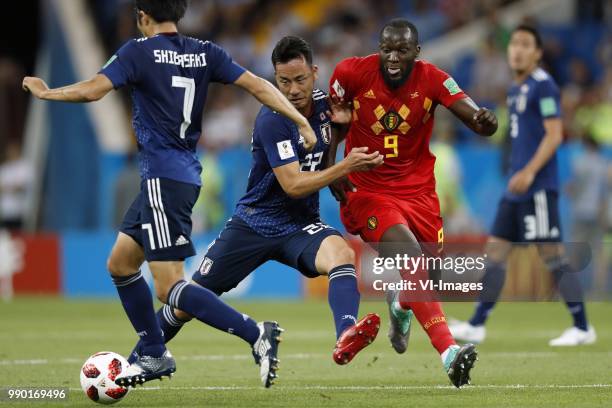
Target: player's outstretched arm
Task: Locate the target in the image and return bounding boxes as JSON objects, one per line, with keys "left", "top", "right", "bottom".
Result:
{"left": 508, "top": 117, "right": 563, "bottom": 194}
{"left": 273, "top": 147, "right": 382, "bottom": 199}
{"left": 22, "top": 74, "right": 114, "bottom": 103}
{"left": 448, "top": 97, "right": 498, "bottom": 136}
{"left": 234, "top": 71, "right": 317, "bottom": 151}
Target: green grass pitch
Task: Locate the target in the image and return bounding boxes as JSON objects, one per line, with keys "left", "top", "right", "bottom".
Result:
{"left": 1, "top": 298, "right": 611, "bottom": 407}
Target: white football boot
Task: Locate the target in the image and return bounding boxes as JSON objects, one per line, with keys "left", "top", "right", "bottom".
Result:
{"left": 549, "top": 326, "right": 596, "bottom": 346}
{"left": 448, "top": 319, "right": 486, "bottom": 344}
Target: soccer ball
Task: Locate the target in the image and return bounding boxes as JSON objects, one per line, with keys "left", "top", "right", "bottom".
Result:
{"left": 80, "top": 352, "right": 131, "bottom": 404}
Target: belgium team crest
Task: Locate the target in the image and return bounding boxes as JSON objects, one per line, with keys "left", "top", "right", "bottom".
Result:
{"left": 367, "top": 216, "right": 378, "bottom": 230}
{"left": 382, "top": 111, "right": 400, "bottom": 132}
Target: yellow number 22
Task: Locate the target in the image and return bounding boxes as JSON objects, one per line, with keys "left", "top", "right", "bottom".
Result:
{"left": 384, "top": 135, "right": 398, "bottom": 158}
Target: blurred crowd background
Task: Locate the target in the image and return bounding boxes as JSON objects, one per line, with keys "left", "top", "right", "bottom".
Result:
{"left": 0, "top": 0, "right": 610, "bottom": 297}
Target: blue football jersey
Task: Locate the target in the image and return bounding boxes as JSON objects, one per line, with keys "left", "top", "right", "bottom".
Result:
{"left": 505, "top": 67, "right": 561, "bottom": 201}
{"left": 235, "top": 89, "right": 333, "bottom": 237}
{"left": 100, "top": 33, "right": 245, "bottom": 185}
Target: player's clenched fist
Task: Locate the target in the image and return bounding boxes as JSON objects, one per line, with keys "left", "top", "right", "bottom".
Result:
{"left": 298, "top": 122, "right": 318, "bottom": 151}
{"left": 344, "top": 146, "right": 384, "bottom": 172}
{"left": 472, "top": 107, "right": 498, "bottom": 135}
{"left": 22, "top": 76, "right": 49, "bottom": 99}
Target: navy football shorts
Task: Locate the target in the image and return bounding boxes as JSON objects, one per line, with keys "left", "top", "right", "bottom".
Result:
{"left": 192, "top": 216, "right": 342, "bottom": 295}
{"left": 491, "top": 190, "right": 562, "bottom": 243}
{"left": 120, "top": 177, "right": 200, "bottom": 261}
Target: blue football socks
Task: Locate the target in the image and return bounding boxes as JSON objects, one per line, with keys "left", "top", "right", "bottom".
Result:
{"left": 166, "top": 280, "right": 260, "bottom": 345}
{"left": 328, "top": 264, "right": 360, "bottom": 339}
{"left": 111, "top": 271, "right": 166, "bottom": 358}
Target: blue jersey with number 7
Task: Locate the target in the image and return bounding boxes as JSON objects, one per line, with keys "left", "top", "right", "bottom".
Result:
{"left": 100, "top": 33, "right": 245, "bottom": 185}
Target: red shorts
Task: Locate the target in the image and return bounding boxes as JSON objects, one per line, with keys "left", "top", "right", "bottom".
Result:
{"left": 340, "top": 190, "right": 444, "bottom": 249}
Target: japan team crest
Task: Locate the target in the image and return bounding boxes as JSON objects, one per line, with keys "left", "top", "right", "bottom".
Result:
{"left": 199, "top": 257, "right": 214, "bottom": 275}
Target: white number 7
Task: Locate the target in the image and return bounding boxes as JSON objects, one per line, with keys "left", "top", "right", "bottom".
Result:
{"left": 172, "top": 76, "right": 195, "bottom": 139}
{"left": 142, "top": 223, "right": 156, "bottom": 250}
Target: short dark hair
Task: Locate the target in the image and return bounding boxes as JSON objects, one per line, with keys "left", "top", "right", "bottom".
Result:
{"left": 512, "top": 24, "right": 542, "bottom": 49}
{"left": 134, "top": 0, "right": 187, "bottom": 24}
{"left": 271, "top": 36, "right": 313, "bottom": 67}
{"left": 380, "top": 18, "right": 419, "bottom": 44}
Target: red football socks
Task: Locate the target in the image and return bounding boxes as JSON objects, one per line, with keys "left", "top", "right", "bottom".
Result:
{"left": 397, "top": 267, "right": 456, "bottom": 354}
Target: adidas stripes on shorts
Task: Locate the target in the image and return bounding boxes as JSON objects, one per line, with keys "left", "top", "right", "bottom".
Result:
{"left": 120, "top": 177, "right": 200, "bottom": 261}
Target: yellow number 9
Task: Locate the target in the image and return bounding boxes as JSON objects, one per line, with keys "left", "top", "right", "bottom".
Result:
{"left": 384, "top": 135, "right": 398, "bottom": 158}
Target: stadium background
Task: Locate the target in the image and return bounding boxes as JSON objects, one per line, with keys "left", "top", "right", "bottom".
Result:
{"left": 0, "top": 0, "right": 610, "bottom": 301}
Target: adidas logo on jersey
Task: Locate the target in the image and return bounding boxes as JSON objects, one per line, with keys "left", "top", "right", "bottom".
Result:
{"left": 175, "top": 235, "right": 189, "bottom": 246}
{"left": 364, "top": 89, "right": 376, "bottom": 99}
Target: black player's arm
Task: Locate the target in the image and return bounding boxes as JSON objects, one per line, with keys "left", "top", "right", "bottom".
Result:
{"left": 233, "top": 71, "right": 317, "bottom": 150}
{"left": 325, "top": 125, "right": 356, "bottom": 202}
{"left": 324, "top": 94, "right": 352, "bottom": 168}
{"left": 273, "top": 147, "right": 383, "bottom": 199}
{"left": 22, "top": 74, "right": 114, "bottom": 103}
{"left": 521, "top": 118, "right": 563, "bottom": 174}
{"left": 324, "top": 125, "right": 348, "bottom": 169}
{"left": 448, "top": 96, "right": 498, "bottom": 136}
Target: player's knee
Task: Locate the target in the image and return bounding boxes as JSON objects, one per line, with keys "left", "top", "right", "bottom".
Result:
{"left": 155, "top": 284, "right": 171, "bottom": 304}
{"left": 335, "top": 245, "right": 356, "bottom": 266}
{"left": 106, "top": 256, "right": 135, "bottom": 277}
{"left": 155, "top": 275, "right": 187, "bottom": 304}
{"left": 542, "top": 254, "right": 566, "bottom": 275}
{"left": 536, "top": 244, "right": 561, "bottom": 261}
{"left": 174, "top": 308, "right": 192, "bottom": 321}
{"left": 152, "top": 278, "right": 174, "bottom": 304}
{"left": 486, "top": 236, "right": 512, "bottom": 262}
{"left": 189, "top": 279, "right": 225, "bottom": 296}
{"left": 106, "top": 257, "right": 115, "bottom": 275}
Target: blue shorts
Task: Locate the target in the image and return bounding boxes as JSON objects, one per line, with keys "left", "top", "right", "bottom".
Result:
{"left": 192, "top": 216, "right": 342, "bottom": 295}
{"left": 491, "top": 190, "right": 562, "bottom": 243}
{"left": 120, "top": 177, "right": 200, "bottom": 261}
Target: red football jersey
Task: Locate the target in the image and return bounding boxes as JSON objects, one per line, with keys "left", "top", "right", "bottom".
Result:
{"left": 329, "top": 55, "right": 467, "bottom": 197}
